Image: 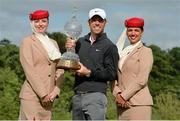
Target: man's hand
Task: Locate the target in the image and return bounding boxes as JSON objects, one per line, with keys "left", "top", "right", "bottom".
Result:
{"left": 65, "top": 38, "right": 76, "bottom": 49}
{"left": 76, "top": 62, "right": 91, "bottom": 77}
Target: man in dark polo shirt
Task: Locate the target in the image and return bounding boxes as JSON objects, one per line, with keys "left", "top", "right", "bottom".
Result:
{"left": 66, "top": 8, "right": 119, "bottom": 120}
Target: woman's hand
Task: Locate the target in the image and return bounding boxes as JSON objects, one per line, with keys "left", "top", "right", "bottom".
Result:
{"left": 54, "top": 69, "right": 64, "bottom": 81}
{"left": 116, "top": 93, "right": 131, "bottom": 108}
{"left": 48, "top": 86, "right": 60, "bottom": 102}
{"left": 41, "top": 95, "right": 52, "bottom": 107}
{"left": 41, "top": 87, "right": 60, "bottom": 106}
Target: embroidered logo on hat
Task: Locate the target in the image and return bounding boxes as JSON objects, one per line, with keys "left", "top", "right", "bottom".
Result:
{"left": 89, "top": 8, "right": 106, "bottom": 19}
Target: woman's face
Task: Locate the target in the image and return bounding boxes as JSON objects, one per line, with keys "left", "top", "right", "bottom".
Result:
{"left": 33, "top": 18, "right": 48, "bottom": 33}
{"left": 126, "top": 27, "right": 143, "bottom": 45}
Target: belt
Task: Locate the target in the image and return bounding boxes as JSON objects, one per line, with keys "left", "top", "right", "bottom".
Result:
{"left": 75, "top": 91, "right": 106, "bottom": 96}
{"left": 75, "top": 91, "right": 91, "bottom": 95}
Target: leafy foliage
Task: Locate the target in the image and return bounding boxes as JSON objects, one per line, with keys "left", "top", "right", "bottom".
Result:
{"left": 0, "top": 68, "right": 21, "bottom": 119}
{"left": 149, "top": 45, "right": 180, "bottom": 98}
{"left": 152, "top": 92, "right": 180, "bottom": 119}
{"left": 52, "top": 71, "right": 75, "bottom": 120}
{"left": 48, "top": 32, "right": 67, "bottom": 53}
{"left": 0, "top": 42, "right": 25, "bottom": 81}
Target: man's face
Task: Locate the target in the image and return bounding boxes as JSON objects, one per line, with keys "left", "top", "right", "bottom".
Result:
{"left": 126, "top": 27, "right": 143, "bottom": 45}
{"left": 88, "top": 15, "right": 106, "bottom": 35}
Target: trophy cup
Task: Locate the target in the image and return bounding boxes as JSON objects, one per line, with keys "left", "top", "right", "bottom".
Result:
{"left": 57, "top": 15, "right": 82, "bottom": 70}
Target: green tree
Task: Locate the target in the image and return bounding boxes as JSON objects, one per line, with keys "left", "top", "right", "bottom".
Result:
{"left": 0, "top": 38, "right": 11, "bottom": 45}
{"left": 0, "top": 68, "right": 21, "bottom": 119}
{"left": 149, "top": 45, "right": 177, "bottom": 96}
{"left": 152, "top": 91, "right": 180, "bottom": 120}
{"left": 0, "top": 42, "right": 24, "bottom": 81}
{"left": 169, "top": 47, "right": 180, "bottom": 75}
{"left": 52, "top": 71, "right": 75, "bottom": 120}
{"left": 48, "top": 32, "right": 67, "bottom": 53}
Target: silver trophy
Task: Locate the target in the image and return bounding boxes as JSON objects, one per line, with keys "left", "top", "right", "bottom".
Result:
{"left": 57, "top": 15, "right": 82, "bottom": 70}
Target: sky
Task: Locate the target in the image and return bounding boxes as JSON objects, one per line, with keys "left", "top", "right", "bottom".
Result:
{"left": 0, "top": 0, "right": 179, "bottom": 50}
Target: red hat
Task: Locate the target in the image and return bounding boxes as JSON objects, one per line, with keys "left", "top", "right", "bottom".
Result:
{"left": 29, "top": 10, "right": 49, "bottom": 20}
{"left": 125, "top": 17, "right": 144, "bottom": 28}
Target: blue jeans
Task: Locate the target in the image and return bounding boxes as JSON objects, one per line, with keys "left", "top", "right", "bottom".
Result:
{"left": 72, "top": 92, "right": 107, "bottom": 120}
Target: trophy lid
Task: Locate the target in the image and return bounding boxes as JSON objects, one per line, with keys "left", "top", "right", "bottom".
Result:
{"left": 64, "top": 10, "right": 82, "bottom": 40}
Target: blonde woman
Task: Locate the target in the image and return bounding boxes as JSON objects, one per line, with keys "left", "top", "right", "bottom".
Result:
{"left": 19, "top": 10, "right": 64, "bottom": 120}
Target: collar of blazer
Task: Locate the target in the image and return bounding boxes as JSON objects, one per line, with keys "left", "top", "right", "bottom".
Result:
{"left": 31, "top": 35, "right": 51, "bottom": 63}
{"left": 121, "top": 42, "right": 144, "bottom": 70}
{"left": 129, "top": 42, "right": 143, "bottom": 56}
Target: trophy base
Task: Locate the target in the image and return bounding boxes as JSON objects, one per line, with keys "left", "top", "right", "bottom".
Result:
{"left": 57, "top": 59, "right": 80, "bottom": 70}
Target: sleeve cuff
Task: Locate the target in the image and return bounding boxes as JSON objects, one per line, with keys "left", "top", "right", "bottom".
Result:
{"left": 113, "top": 85, "right": 121, "bottom": 97}
{"left": 89, "top": 68, "right": 95, "bottom": 77}
{"left": 54, "top": 86, "right": 60, "bottom": 97}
